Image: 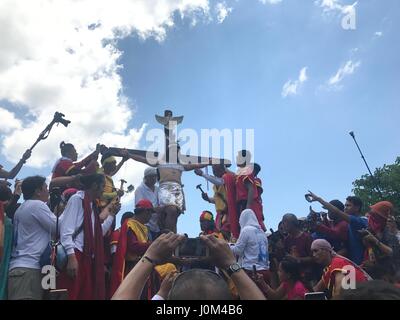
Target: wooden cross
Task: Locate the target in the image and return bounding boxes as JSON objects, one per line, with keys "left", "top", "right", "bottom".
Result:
{"left": 103, "top": 110, "right": 231, "bottom": 166}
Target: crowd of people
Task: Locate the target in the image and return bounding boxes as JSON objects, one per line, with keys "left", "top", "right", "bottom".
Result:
{"left": 1, "top": 142, "right": 400, "bottom": 301}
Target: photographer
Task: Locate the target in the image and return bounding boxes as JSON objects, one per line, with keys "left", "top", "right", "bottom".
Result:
{"left": 310, "top": 200, "right": 348, "bottom": 256}
{"left": 112, "top": 232, "right": 266, "bottom": 300}
{"left": 306, "top": 192, "right": 399, "bottom": 267}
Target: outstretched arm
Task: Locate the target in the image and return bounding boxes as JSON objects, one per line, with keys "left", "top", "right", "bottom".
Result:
{"left": 129, "top": 153, "right": 158, "bottom": 167}
{"left": 112, "top": 233, "right": 185, "bottom": 300}
{"left": 0, "top": 150, "right": 31, "bottom": 179}
{"left": 200, "top": 234, "right": 266, "bottom": 300}
{"left": 50, "top": 175, "right": 81, "bottom": 189}
{"left": 306, "top": 191, "right": 351, "bottom": 223}
{"left": 183, "top": 163, "right": 209, "bottom": 171}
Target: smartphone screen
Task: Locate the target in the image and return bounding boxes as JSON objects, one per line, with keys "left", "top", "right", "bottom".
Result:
{"left": 175, "top": 238, "right": 209, "bottom": 258}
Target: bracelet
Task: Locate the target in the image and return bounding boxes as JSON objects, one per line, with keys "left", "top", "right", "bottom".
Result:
{"left": 142, "top": 256, "right": 156, "bottom": 266}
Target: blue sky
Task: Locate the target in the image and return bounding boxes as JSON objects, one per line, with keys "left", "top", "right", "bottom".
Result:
{"left": 1, "top": 0, "right": 399, "bottom": 237}
{"left": 117, "top": 0, "right": 400, "bottom": 235}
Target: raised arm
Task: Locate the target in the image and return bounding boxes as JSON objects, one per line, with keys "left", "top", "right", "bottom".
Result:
{"left": 129, "top": 153, "right": 158, "bottom": 167}
{"left": 110, "top": 158, "right": 128, "bottom": 177}
{"left": 0, "top": 150, "right": 31, "bottom": 179}
{"left": 50, "top": 175, "right": 81, "bottom": 189}
{"left": 112, "top": 233, "right": 185, "bottom": 300}
{"left": 200, "top": 234, "right": 266, "bottom": 300}
{"left": 183, "top": 163, "right": 209, "bottom": 171}
{"left": 306, "top": 191, "right": 351, "bottom": 223}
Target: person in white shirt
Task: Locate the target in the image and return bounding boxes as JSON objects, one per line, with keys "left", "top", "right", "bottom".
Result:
{"left": 58, "top": 174, "right": 120, "bottom": 300}
{"left": 230, "top": 209, "right": 271, "bottom": 285}
{"left": 135, "top": 167, "right": 162, "bottom": 240}
{"left": 8, "top": 176, "right": 56, "bottom": 300}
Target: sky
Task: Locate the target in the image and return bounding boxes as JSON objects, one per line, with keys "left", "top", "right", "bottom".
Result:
{"left": 1, "top": 0, "right": 399, "bottom": 237}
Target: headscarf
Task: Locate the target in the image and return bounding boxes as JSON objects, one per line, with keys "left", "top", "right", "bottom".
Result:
{"left": 239, "top": 209, "right": 261, "bottom": 230}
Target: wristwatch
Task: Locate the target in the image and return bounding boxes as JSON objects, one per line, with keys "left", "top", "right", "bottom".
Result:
{"left": 226, "top": 263, "right": 242, "bottom": 277}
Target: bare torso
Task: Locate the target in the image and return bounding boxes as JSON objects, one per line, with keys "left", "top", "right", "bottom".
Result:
{"left": 158, "top": 164, "right": 184, "bottom": 185}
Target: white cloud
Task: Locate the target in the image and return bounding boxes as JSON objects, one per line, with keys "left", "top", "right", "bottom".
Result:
{"left": 0, "top": 0, "right": 213, "bottom": 194}
{"left": 259, "top": 0, "right": 283, "bottom": 4}
{"left": 215, "top": 2, "right": 233, "bottom": 24}
{"left": 282, "top": 67, "right": 308, "bottom": 98}
{"left": 328, "top": 60, "right": 361, "bottom": 87}
{"left": 314, "top": 0, "right": 357, "bottom": 17}
{"left": 0, "top": 108, "right": 22, "bottom": 133}
{"left": 374, "top": 31, "right": 383, "bottom": 38}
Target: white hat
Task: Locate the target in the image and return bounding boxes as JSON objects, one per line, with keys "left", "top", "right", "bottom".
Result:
{"left": 144, "top": 167, "right": 157, "bottom": 178}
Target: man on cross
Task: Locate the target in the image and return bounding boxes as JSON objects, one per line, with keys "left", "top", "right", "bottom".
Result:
{"left": 127, "top": 111, "right": 221, "bottom": 233}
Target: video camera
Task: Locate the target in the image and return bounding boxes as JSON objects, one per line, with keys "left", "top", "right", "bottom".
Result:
{"left": 53, "top": 112, "right": 71, "bottom": 128}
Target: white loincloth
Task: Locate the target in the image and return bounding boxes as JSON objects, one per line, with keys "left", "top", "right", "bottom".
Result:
{"left": 158, "top": 181, "right": 186, "bottom": 212}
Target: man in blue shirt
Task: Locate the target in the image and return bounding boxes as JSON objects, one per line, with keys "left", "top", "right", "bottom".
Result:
{"left": 306, "top": 192, "right": 367, "bottom": 265}
{"left": 344, "top": 196, "right": 368, "bottom": 265}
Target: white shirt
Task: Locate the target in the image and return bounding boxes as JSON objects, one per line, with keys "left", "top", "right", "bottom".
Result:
{"left": 60, "top": 191, "right": 114, "bottom": 255}
{"left": 135, "top": 182, "right": 160, "bottom": 233}
{"left": 230, "top": 209, "right": 269, "bottom": 271}
{"left": 9, "top": 200, "right": 58, "bottom": 270}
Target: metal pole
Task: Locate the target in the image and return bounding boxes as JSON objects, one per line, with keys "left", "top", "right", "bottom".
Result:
{"left": 349, "top": 131, "right": 383, "bottom": 198}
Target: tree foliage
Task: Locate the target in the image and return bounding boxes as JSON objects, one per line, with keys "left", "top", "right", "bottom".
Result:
{"left": 352, "top": 157, "right": 400, "bottom": 215}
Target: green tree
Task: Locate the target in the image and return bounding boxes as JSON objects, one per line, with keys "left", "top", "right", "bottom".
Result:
{"left": 352, "top": 157, "right": 400, "bottom": 215}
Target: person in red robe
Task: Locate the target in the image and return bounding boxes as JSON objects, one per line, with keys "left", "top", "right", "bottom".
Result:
{"left": 58, "top": 174, "right": 120, "bottom": 300}
{"left": 235, "top": 151, "right": 266, "bottom": 236}
{"left": 51, "top": 142, "right": 102, "bottom": 180}
{"left": 110, "top": 200, "right": 162, "bottom": 299}
{"left": 312, "top": 239, "right": 371, "bottom": 299}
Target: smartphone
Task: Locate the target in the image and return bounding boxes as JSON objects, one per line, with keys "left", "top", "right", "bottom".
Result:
{"left": 252, "top": 265, "right": 257, "bottom": 278}
{"left": 46, "top": 289, "right": 69, "bottom": 300}
{"left": 305, "top": 194, "right": 313, "bottom": 203}
{"left": 304, "top": 292, "right": 327, "bottom": 300}
{"left": 174, "top": 238, "right": 210, "bottom": 258}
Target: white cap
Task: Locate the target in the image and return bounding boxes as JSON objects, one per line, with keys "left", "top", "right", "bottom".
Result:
{"left": 144, "top": 167, "right": 157, "bottom": 178}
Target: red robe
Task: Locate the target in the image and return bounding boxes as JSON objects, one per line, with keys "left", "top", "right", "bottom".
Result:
{"left": 57, "top": 195, "right": 106, "bottom": 300}
{"left": 52, "top": 153, "right": 98, "bottom": 179}
{"left": 109, "top": 219, "right": 161, "bottom": 299}
{"left": 236, "top": 173, "right": 266, "bottom": 232}
{"left": 223, "top": 172, "right": 240, "bottom": 239}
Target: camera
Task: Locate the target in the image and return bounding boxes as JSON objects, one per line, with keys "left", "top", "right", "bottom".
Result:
{"left": 54, "top": 112, "right": 71, "bottom": 128}
{"left": 174, "top": 238, "right": 209, "bottom": 258}
{"left": 305, "top": 194, "right": 313, "bottom": 203}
